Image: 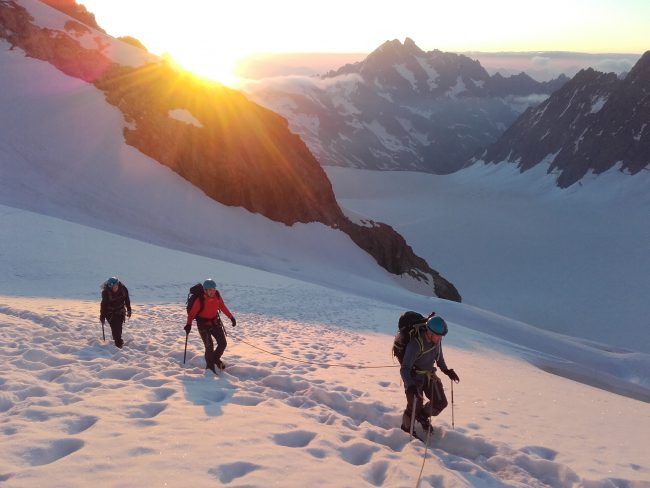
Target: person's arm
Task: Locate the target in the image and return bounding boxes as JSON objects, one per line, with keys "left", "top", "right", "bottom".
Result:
{"left": 123, "top": 286, "right": 132, "bottom": 316}
{"left": 100, "top": 290, "right": 107, "bottom": 322}
{"left": 435, "top": 346, "right": 449, "bottom": 372}
{"left": 187, "top": 298, "right": 201, "bottom": 325}
{"left": 399, "top": 340, "right": 419, "bottom": 388}
{"left": 218, "top": 296, "right": 234, "bottom": 321}
{"left": 437, "top": 346, "right": 460, "bottom": 382}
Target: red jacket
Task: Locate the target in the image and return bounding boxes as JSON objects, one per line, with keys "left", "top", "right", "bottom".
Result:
{"left": 186, "top": 293, "right": 233, "bottom": 326}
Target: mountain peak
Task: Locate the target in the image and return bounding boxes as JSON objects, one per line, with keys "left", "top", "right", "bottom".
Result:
{"left": 403, "top": 37, "right": 424, "bottom": 54}
{"left": 625, "top": 50, "right": 650, "bottom": 82}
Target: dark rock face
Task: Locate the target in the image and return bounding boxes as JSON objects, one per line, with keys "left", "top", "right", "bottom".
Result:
{"left": 247, "top": 38, "right": 567, "bottom": 175}
{"left": 477, "top": 52, "right": 650, "bottom": 187}
{"left": 0, "top": 1, "right": 461, "bottom": 301}
{"left": 339, "top": 219, "right": 461, "bottom": 301}
{"left": 40, "top": 0, "right": 105, "bottom": 33}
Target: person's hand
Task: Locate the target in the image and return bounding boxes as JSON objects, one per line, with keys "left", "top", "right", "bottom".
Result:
{"left": 445, "top": 368, "right": 460, "bottom": 383}
{"left": 230, "top": 317, "right": 237, "bottom": 328}
{"left": 406, "top": 385, "right": 421, "bottom": 399}
{"left": 127, "top": 310, "right": 132, "bottom": 318}
{"left": 100, "top": 316, "right": 105, "bottom": 325}
{"left": 184, "top": 324, "right": 191, "bottom": 334}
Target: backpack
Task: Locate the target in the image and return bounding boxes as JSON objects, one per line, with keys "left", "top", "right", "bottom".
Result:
{"left": 186, "top": 283, "right": 205, "bottom": 314}
{"left": 186, "top": 283, "right": 222, "bottom": 319}
{"left": 392, "top": 311, "right": 432, "bottom": 364}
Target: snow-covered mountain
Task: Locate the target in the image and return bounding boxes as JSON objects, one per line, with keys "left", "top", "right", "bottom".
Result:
{"left": 0, "top": 0, "right": 459, "bottom": 300}
{"left": 475, "top": 51, "right": 650, "bottom": 187}
{"left": 244, "top": 38, "right": 567, "bottom": 174}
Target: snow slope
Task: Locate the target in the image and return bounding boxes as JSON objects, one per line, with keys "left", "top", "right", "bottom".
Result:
{"left": 1, "top": 205, "right": 649, "bottom": 487}
{"left": 327, "top": 164, "right": 650, "bottom": 355}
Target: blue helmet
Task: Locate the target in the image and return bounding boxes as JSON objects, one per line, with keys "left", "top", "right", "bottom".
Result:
{"left": 426, "top": 316, "right": 448, "bottom": 336}
{"left": 106, "top": 277, "right": 119, "bottom": 288}
{"left": 203, "top": 279, "right": 217, "bottom": 289}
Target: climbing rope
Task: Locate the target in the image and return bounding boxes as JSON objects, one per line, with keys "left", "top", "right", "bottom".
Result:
{"left": 414, "top": 379, "right": 436, "bottom": 488}
{"left": 231, "top": 332, "right": 399, "bottom": 369}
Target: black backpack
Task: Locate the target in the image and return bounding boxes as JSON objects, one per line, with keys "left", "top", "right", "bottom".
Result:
{"left": 186, "top": 283, "right": 205, "bottom": 314}
{"left": 186, "top": 283, "right": 222, "bottom": 318}
{"left": 392, "top": 311, "right": 432, "bottom": 364}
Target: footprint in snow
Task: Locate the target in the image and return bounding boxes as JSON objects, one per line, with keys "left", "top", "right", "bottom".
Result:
{"left": 339, "top": 442, "right": 380, "bottom": 466}
{"left": 150, "top": 387, "right": 176, "bottom": 401}
{"left": 19, "top": 438, "right": 85, "bottom": 466}
{"left": 363, "top": 459, "right": 390, "bottom": 487}
{"left": 62, "top": 415, "right": 99, "bottom": 434}
{"left": 208, "top": 461, "right": 262, "bottom": 484}
{"left": 126, "top": 402, "right": 167, "bottom": 419}
{"left": 520, "top": 445, "right": 558, "bottom": 461}
{"left": 272, "top": 430, "right": 317, "bottom": 448}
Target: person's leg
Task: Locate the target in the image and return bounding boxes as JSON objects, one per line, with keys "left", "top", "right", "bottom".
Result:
{"left": 108, "top": 314, "right": 124, "bottom": 348}
{"left": 198, "top": 325, "right": 216, "bottom": 371}
{"left": 211, "top": 322, "right": 227, "bottom": 367}
{"left": 426, "top": 377, "right": 448, "bottom": 417}
{"left": 401, "top": 385, "right": 423, "bottom": 431}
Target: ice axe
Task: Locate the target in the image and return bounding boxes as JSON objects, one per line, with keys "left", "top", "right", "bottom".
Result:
{"left": 183, "top": 331, "right": 189, "bottom": 364}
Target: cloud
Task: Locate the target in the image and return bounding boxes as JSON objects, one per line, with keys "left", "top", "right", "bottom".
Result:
{"left": 593, "top": 58, "right": 635, "bottom": 74}
{"left": 531, "top": 56, "right": 552, "bottom": 68}
{"left": 242, "top": 73, "right": 364, "bottom": 94}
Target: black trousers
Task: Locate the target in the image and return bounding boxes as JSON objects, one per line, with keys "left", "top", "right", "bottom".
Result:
{"left": 107, "top": 313, "right": 125, "bottom": 347}
{"left": 403, "top": 373, "right": 448, "bottom": 428}
{"left": 197, "top": 319, "right": 227, "bottom": 369}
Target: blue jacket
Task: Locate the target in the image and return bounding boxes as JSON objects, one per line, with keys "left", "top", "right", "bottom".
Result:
{"left": 400, "top": 331, "right": 449, "bottom": 389}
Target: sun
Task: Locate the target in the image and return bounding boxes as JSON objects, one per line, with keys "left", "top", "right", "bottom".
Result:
{"left": 163, "top": 46, "right": 244, "bottom": 87}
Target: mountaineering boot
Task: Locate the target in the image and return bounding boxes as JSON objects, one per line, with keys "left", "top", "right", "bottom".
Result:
{"left": 418, "top": 415, "right": 434, "bottom": 434}
{"left": 401, "top": 411, "right": 412, "bottom": 433}
{"left": 206, "top": 363, "right": 217, "bottom": 374}
{"left": 215, "top": 358, "right": 226, "bottom": 370}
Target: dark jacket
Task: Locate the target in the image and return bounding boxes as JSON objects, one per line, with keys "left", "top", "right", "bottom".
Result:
{"left": 400, "top": 330, "right": 449, "bottom": 389}
{"left": 100, "top": 283, "right": 131, "bottom": 321}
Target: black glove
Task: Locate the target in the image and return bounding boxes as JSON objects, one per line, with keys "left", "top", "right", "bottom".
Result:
{"left": 184, "top": 324, "right": 191, "bottom": 334}
{"left": 406, "top": 385, "right": 421, "bottom": 399}
{"left": 100, "top": 315, "right": 105, "bottom": 325}
{"left": 230, "top": 317, "right": 236, "bottom": 328}
{"left": 127, "top": 310, "right": 132, "bottom": 318}
{"left": 445, "top": 368, "right": 460, "bottom": 383}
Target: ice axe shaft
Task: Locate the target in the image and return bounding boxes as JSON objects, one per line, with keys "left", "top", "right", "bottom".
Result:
{"left": 183, "top": 332, "right": 189, "bottom": 364}
{"left": 451, "top": 380, "right": 455, "bottom": 429}
{"left": 409, "top": 393, "right": 418, "bottom": 438}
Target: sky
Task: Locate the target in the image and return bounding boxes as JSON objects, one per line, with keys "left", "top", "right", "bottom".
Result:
{"left": 79, "top": 0, "right": 650, "bottom": 83}
{"left": 2, "top": 3, "right": 650, "bottom": 485}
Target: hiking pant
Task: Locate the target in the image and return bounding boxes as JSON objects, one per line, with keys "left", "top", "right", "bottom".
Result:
{"left": 197, "top": 318, "right": 227, "bottom": 369}
{"left": 402, "top": 373, "right": 447, "bottom": 428}
{"left": 107, "top": 312, "right": 125, "bottom": 348}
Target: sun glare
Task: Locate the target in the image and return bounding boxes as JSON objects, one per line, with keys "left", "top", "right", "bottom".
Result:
{"left": 165, "top": 48, "right": 244, "bottom": 87}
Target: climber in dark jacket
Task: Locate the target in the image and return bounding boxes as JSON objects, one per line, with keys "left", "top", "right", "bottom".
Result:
{"left": 401, "top": 315, "right": 460, "bottom": 434}
{"left": 100, "top": 277, "right": 131, "bottom": 348}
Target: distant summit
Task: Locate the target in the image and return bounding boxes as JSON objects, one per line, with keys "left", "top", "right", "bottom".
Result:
{"left": 475, "top": 51, "right": 650, "bottom": 186}
{"left": 247, "top": 38, "right": 567, "bottom": 174}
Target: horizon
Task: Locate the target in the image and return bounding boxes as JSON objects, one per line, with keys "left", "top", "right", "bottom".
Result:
{"left": 79, "top": 0, "right": 649, "bottom": 84}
